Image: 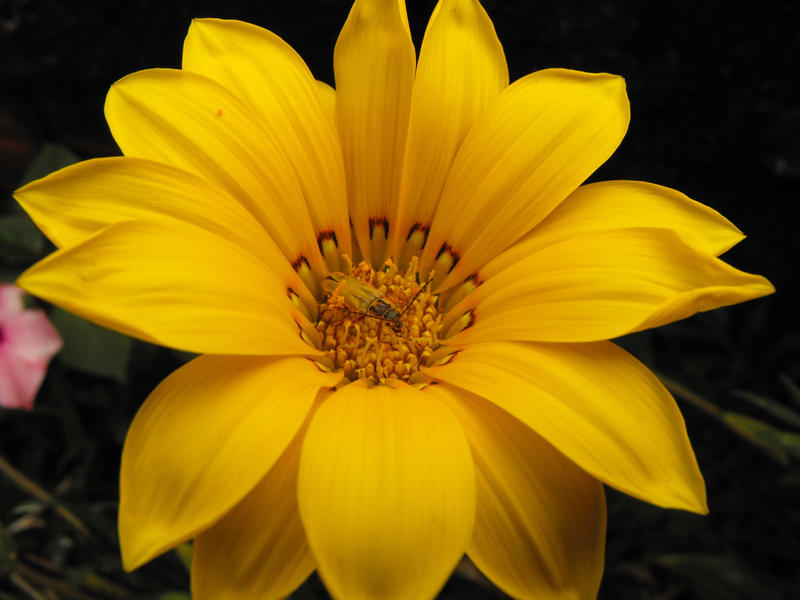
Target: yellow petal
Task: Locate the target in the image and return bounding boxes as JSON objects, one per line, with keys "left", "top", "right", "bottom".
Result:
{"left": 425, "top": 341, "right": 708, "bottom": 513}
{"left": 443, "top": 228, "right": 774, "bottom": 344}
{"left": 192, "top": 392, "right": 328, "bottom": 600}
{"left": 13, "top": 158, "right": 315, "bottom": 307}
{"left": 551, "top": 180, "right": 745, "bottom": 256}
{"left": 105, "top": 68, "right": 327, "bottom": 281}
{"left": 17, "top": 220, "right": 317, "bottom": 356}
{"left": 183, "top": 19, "right": 351, "bottom": 268}
{"left": 429, "top": 384, "right": 605, "bottom": 600}
{"left": 298, "top": 380, "right": 475, "bottom": 600}
{"left": 120, "top": 355, "right": 341, "bottom": 570}
{"left": 334, "top": 0, "right": 416, "bottom": 265}
{"left": 16, "top": 157, "right": 261, "bottom": 250}
{"left": 479, "top": 180, "right": 745, "bottom": 277}
{"left": 420, "top": 69, "right": 630, "bottom": 291}
{"left": 316, "top": 80, "right": 336, "bottom": 126}
{"left": 392, "top": 0, "right": 508, "bottom": 265}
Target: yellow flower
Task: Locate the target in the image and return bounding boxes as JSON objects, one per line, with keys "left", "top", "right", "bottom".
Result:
{"left": 15, "top": 0, "right": 773, "bottom": 598}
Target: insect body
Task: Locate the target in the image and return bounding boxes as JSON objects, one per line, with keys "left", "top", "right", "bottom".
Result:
{"left": 321, "top": 272, "right": 433, "bottom": 334}
{"left": 322, "top": 273, "right": 403, "bottom": 331}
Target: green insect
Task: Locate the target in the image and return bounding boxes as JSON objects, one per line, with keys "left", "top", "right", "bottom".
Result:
{"left": 321, "top": 273, "right": 431, "bottom": 333}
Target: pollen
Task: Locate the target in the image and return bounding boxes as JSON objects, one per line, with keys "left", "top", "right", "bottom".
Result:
{"left": 316, "top": 257, "right": 442, "bottom": 382}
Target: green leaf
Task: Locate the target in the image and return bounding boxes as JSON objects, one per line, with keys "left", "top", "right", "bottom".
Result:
{"left": 19, "top": 142, "right": 79, "bottom": 186}
{"left": 0, "top": 214, "right": 46, "bottom": 260}
{"left": 730, "top": 389, "right": 800, "bottom": 429}
{"left": 722, "top": 412, "right": 795, "bottom": 464}
{"left": 759, "top": 427, "right": 800, "bottom": 458}
{"left": 50, "top": 308, "right": 132, "bottom": 382}
{"left": 725, "top": 412, "right": 800, "bottom": 459}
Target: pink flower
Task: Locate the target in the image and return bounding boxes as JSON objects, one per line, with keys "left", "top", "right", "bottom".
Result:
{"left": 0, "top": 284, "right": 62, "bottom": 410}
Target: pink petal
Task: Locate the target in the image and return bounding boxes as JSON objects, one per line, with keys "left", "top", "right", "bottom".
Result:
{"left": 0, "top": 284, "right": 24, "bottom": 324}
{"left": 0, "top": 288, "right": 61, "bottom": 410}
{"left": 0, "top": 351, "right": 48, "bottom": 410}
{"left": 4, "top": 311, "right": 63, "bottom": 363}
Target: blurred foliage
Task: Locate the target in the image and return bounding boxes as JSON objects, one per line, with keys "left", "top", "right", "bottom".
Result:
{"left": 1, "top": 143, "right": 797, "bottom": 600}
{"left": 50, "top": 309, "right": 132, "bottom": 384}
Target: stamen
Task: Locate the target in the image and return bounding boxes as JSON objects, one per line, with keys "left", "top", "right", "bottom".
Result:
{"left": 316, "top": 258, "right": 442, "bottom": 382}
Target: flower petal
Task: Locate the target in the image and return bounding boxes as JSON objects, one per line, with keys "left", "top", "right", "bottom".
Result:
{"left": 443, "top": 228, "right": 774, "bottom": 344}
{"left": 0, "top": 350, "right": 47, "bottom": 410}
{"left": 4, "top": 310, "right": 62, "bottom": 363}
{"left": 15, "top": 157, "right": 241, "bottom": 248}
{"left": 420, "top": 69, "right": 630, "bottom": 291}
{"left": 298, "top": 380, "right": 475, "bottom": 600}
{"left": 14, "top": 157, "right": 317, "bottom": 312}
{"left": 192, "top": 392, "right": 327, "bottom": 600}
{"left": 119, "top": 355, "right": 340, "bottom": 571}
{"left": 316, "top": 80, "right": 336, "bottom": 126}
{"left": 334, "top": 0, "right": 416, "bottom": 265}
{"left": 17, "top": 221, "right": 318, "bottom": 356}
{"left": 105, "top": 68, "right": 326, "bottom": 282}
{"left": 183, "top": 19, "right": 351, "bottom": 268}
{"left": 428, "top": 384, "right": 605, "bottom": 600}
{"left": 0, "top": 284, "right": 24, "bottom": 322}
{"left": 480, "top": 180, "right": 745, "bottom": 276}
{"left": 392, "top": 0, "right": 508, "bottom": 265}
{"left": 425, "top": 340, "right": 708, "bottom": 513}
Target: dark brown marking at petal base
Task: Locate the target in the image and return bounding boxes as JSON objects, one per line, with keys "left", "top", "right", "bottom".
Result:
{"left": 435, "top": 242, "right": 461, "bottom": 274}
{"left": 406, "top": 222, "right": 431, "bottom": 247}
{"left": 307, "top": 358, "right": 328, "bottom": 373}
{"left": 316, "top": 230, "right": 339, "bottom": 254}
{"left": 368, "top": 217, "right": 389, "bottom": 240}
{"left": 436, "top": 350, "right": 462, "bottom": 367}
{"left": 465, "top": 273, "right": 482, "bottom": 286}
{"left": 464, "top": 309, "right": 476, "bottom": 330}
{"left": 291, "top": 254, "right": 310, "bottom": 272}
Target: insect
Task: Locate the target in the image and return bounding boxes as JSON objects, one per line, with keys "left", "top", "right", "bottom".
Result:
{"left": 321, "top": 272, "right": 431, "bottom": 333}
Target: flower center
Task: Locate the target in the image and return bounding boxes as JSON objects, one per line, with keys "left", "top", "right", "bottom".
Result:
{"left": 316, "top": 258, "right": 442, "bottom": 382}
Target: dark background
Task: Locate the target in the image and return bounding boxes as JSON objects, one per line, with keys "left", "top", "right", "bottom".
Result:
{"left": 1, "top": 1, "right": 799, "bottom": 598}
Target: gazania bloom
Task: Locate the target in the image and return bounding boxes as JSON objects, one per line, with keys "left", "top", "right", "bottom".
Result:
{"left": 15, "top": 0, "right": 773, "bottom": 598}
{"left": 0, "top": 283, "right": 62, "bottom": 410}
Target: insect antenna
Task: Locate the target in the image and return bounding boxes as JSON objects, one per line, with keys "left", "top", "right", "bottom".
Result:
{"left": 396, "top": 276, "right": 434, "bottom": 321}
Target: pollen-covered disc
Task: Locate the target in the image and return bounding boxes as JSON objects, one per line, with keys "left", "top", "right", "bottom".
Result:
{"left": 317, "top": 258, "right": 442, "bottom": 382}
